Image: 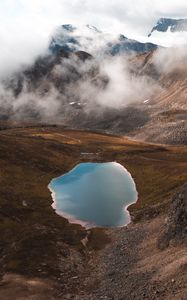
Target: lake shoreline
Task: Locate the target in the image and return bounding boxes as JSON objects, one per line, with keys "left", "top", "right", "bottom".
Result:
{"left": 48, "top": 162, "right": 138, "bottom": 228}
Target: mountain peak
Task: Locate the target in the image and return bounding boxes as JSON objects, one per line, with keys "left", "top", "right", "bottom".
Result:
{"left": 85, "top": 24, "right": 102, "bottom": 33}
{"left": 61, "top": 24, "right": 76, "bottom": 32}
{"left": 148, "top": 17, "right": 187, "bottom": 37}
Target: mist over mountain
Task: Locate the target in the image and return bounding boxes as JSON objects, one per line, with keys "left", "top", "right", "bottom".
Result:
{"left": 49, "top": 24, "right": 158, "bottom": 56}
{"left": 0, "top": 21, "right": 186, "bottom": 144}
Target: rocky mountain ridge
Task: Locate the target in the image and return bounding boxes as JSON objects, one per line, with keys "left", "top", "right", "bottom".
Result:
{"left": 148, "top": 17, "right": 187, "bottom": 37}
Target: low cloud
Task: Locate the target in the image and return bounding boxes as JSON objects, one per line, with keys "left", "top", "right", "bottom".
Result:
{"left": 0, "top": 51, "right": 161, "bottom": 122}
{"left": 153, "top": 44, "right": 187, "bottom": 73}
{"left": 78, "top": 56, "right": 159, "bottom": 110}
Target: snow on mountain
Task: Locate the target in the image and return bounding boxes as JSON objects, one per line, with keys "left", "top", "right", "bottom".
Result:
{"left": 49, "top": 24, "right": 158, "bottom": 56}
{"left": 49, "top": 24, "right": 111, "bottom": 55}
{"left": 148, "top": 18, "right": 187, "bottom": 37}
{"left": 146, "top": 18, "right": 187, "bottom": 47}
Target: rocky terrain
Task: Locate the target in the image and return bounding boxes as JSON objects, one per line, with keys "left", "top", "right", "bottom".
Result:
{"left": 77, "top": 215, "right": 187, "bottom": 299}
{"left": 158, "top": 182, "right": 187, "bottom": 250}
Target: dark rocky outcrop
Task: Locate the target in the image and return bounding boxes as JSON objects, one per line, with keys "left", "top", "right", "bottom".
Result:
{"left": 158, "top": 183, "right": 187, "bottom": 249}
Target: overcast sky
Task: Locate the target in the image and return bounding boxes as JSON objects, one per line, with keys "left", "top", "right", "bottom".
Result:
{"left": 1, "top": 0, "right": 187, "bottom": 75}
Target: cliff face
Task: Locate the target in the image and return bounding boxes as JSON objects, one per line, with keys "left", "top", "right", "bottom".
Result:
{"left": 158, "top": 183, "right": 187, "bottom": 249}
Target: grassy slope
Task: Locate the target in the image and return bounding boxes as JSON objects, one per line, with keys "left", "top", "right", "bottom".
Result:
{"left": 0, "top": 126, "right": 186, "bottom": 283}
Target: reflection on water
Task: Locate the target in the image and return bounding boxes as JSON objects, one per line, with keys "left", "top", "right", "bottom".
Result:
{"left": 48, "top": 162, "right": 138, "bottom": 228}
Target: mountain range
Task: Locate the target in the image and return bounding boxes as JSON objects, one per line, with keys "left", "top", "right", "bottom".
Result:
{"left": 49, "top": 24, "right": 158, "bottom": 56}
{"left": 1, "top": 19, "right": 187, "bottom": 145}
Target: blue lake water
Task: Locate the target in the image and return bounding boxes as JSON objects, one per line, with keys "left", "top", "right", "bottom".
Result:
{"left": 48, "top": 162, "right": 138, "bottom": 228}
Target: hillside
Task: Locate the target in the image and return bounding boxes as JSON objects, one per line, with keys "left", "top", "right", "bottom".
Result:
{"left": 125, "top": 51, "right": 187, "bottom": 144}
